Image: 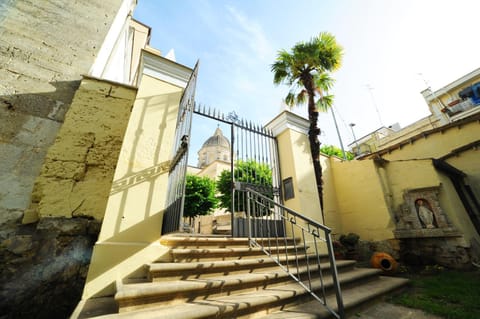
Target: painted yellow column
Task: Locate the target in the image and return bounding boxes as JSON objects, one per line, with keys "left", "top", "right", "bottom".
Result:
{"left": 82, "top": 50, "right": 193, "bottom": 298}
{"left": 266, "top": 111, "right": 326, "bottom": 252}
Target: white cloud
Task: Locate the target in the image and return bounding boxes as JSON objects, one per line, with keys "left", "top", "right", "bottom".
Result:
{"left": 225, "top": 5, "right": 274, "bottom": 61}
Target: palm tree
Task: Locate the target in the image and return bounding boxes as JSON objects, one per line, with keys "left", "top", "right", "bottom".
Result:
{"left": 271, "top": 32, "right": 343, "bottom": 211}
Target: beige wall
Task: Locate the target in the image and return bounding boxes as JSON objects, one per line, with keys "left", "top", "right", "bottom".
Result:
{"left": 331, "top": 159, "right": 393, "bottom": 241}
{"left": 0, "top": 0, "right": 125, "bottom": 224}
{"left": 383, "top": 160, "right": 441, "bottom": 211}
{"left": 378, "top": 117, "right": 438, "bottom": 149}
{"left": 326, "top": 153, "right": 478, "bottom": 244}
{"left": 83, "top": 71, "right": 188, "bottom": 298}
{"left": 24, "top": 77, "right": 136, "bottom": 223}
{"left": 447, "top": 148, "right": 480, "bottom": 201}
{"left": 271, "top": 118, "right": 327, "bottom": 254}
{"left": 327, "top": 116, "right": 480, "bottom": 247}
{"left": 322, "top": 155, "right": 342, "bottom": 235}
{"left": 381, "top": 120, "right": 479, "bottom": 161}
{"left": 436, "top": 172, "right": 480, "bottom": 247}
{"left": 196, "top": 161, "right": 230, "bottom": 180}
{"left": 379, "top": 117, "right": 480, "bottom": 245}
{"left": 276, "top": 129, "right": 323, "bottom": 224}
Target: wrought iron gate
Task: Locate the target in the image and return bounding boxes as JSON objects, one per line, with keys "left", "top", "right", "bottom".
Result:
{"left": 193, "top": 105, "right": 282, "bottom": 237}
{"left": 162, "top": 62, "right": 199, "bottom": 234}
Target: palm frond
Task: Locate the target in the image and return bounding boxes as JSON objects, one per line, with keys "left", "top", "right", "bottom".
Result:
{"left": 285, "top": 92, "right": 296, "bottom": 107}
{"left": 296, "top": 89, "right": 307, "bottom": 105}
{"left": 315, "top": 32, "right": 343, "bottom": 72}
{"left": 314, "top": 72, "right": 335, "bottom": 92}
{"left": 272, "top": 32, "right": 343, "bottom": 111}
{"left": 316, "top": 94, "right": 334, "bottom": 112}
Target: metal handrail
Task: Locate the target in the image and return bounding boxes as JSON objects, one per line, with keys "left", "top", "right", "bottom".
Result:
{"left": 245, "top": 187, "right": 345, "bottom": 319}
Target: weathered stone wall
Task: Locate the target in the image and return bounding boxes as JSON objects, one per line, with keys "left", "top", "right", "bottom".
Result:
{"left": 0, "top": 0, "right": 123, "bottom": 228}
{"left": 0, "top": 218, "right": 100, "bottom": 319}
{"left": 0, "top": 77, "right": 136, "bottom": 318}
{"left": 0, "top": 1, "right": 128, "bottom": 318}
{"left": 25, "top": 77, "right": 137, "bottom": 223}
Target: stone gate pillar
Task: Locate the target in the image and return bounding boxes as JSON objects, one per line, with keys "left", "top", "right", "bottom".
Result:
{"left": 266, "top": 111, "right": 324, "bottom": 225}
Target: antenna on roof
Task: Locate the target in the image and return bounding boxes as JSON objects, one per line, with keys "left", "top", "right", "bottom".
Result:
{"left": 418, "top": 73, "right": 430, "bottom": 88}
{"left": 366, "top": 84, "right": 384, "bottom": 127}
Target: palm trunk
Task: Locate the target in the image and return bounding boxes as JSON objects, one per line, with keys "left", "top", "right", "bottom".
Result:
{"left": 304, "top": 75, "right": 324, "bottom": 215}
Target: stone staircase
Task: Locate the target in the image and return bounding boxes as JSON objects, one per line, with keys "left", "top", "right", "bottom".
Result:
{"left": 76, "top": 234, "right": 409, "bottom": 318}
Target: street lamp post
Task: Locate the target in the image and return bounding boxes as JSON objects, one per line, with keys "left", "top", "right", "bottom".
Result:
{"left": 349, "top": 123, "right": 359, "bottom": 155}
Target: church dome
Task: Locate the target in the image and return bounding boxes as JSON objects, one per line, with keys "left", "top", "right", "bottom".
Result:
{"left": 202, "top": 127, "right": 230, "bottom": 148}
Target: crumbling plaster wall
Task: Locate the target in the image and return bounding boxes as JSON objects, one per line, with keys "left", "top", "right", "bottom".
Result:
{"left": 0, "top": 1, "right": 127, "bottom": 318}
{"left": 0, "top": 0, "right": 122, "bottom": 229}
{"left": 25, "top": 77, "right": 136, "bottom": 223}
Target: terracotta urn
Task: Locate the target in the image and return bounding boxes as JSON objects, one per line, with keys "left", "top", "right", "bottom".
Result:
{"left": 370, "top": 252, "right": 398, "bottom": 273}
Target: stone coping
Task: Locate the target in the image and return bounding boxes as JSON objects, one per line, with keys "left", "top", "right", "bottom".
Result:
{"left": 394, "top": 227, "right": 461, "bottom": 239}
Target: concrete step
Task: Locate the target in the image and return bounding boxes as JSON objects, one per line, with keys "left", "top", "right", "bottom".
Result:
{"left": 259, "top": 276, "right": 410, "bottom": 319}
{"left": 160, "top": 235, "right": 299, "bottom": 248}
{"left": 116, "top": 260, "right": 361, "bottom": 312}
{"left": 75, "top": 235, "right": 409, "bottom": 319}
{"left": 148, "top": 255, "right": 353, "bottom": 281}
{"left": 92, "top": 268, "right": 387, "bottom": 318}
{"left": 170, "top": 245, "right": 306, "bottom": 262}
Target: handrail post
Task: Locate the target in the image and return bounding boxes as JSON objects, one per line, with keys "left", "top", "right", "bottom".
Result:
{"left": 245, "top": 187, "right": 344, "bottom": 319}
{"left": 326, "top": 233, "right": 345, "bottom": 318}
{"left": 246, "top": 190, "right": 252, "bottom": 242}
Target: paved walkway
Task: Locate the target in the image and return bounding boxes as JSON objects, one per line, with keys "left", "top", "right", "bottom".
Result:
{"left": 354, "top": 302, "right": 443, "bottom": 319}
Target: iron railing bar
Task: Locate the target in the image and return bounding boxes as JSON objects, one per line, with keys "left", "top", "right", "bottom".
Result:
{"left": 271, "top": 201, "right": 281, "bottom": 262}
{"left": 279, "top": 215, "right": 326, "bottom": 241}
{"left": 313, "top": 229, "right": 327, "bottom": 302}
{"left": 283, "top": 210, "right": 290, "bottom": 272}
{"left": 246, "top": 187, "right": 344, "bottom": 319}
{"left": 291, "top": 216, "right": 301, "bottom": 281}
{"left": 266, "top": 201, "right": 272, "bottom": 253}
{"left": 246, "top": 188, "right": 332, "bottom": 233}
{"left": 230, "top": 122, "right": 234, "bottom": 235}
{"left": 326, "top": 232, "right": 345, "bottom": 318}
{"left": 252, "top": 247, "right": 340, "bottom": 319}
{"left": 301, "top": 228, "right": 312, "bottom": 291}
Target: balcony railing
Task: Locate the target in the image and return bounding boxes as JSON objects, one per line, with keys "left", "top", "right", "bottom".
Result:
{"left": 446, "top": 98, "right": 475, "bottom": 115}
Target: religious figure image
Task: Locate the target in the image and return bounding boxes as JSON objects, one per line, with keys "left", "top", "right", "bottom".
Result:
{"left": 415, "top": 199, "right": 436, "bottom": 229}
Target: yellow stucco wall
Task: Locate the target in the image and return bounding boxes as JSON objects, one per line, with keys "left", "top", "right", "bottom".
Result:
{"left": 97, "top": 74, "right": 181, "bottom": 242}
{"left": 331, "top": 159, "right": 393, "bottom": 241}
{"left": 322, "top": 155, "right": 342, "bottom": 235}
{"left": 443, "top": 150, "right": 480, "bottom": 246}
{"left": 274, "top": 126, "right": 327, "bottom": 254}
{"left": 24, "top": 77, "right": 137, "bottom": 223}
{"left": 382, "top": 160, "right": 441, "bottom": 211}
{"left": 381, "top": 120, "right": 479, "bottom": 161}
{"left": 447, "top": 148, "right": 480, "bottom": 202}
{"left": 377, "top": 117, "right": 480, "bottom": 245}
{"left": 439, "top": 176, "right": 480, "bottom": 248}
{"left": 277, "top": 129, "right": 323, "bottom": 224}
{"left": 378, "top": 117, "right": 438, "bottom": 150}
{"left": 328, "top": 155, "right": 478, "bottom": 244}
{"left": 83, "top": 73, "right": 185, "bottom": 298}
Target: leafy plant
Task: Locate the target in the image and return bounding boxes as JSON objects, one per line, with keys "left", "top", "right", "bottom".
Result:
{"left": 217, "top": 160, "right": 273, "bottom": 212}
{"left": 339, "top": 233, "right": 360, "bottom": 250}
{"left": 184, "top": 174, "right": 218, "bottom": 221}
{"left": 320, "top": 144, "right": 354, "bottom": 160}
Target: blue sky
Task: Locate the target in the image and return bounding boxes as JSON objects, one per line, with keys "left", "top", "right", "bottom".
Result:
{"left": 134, "top": 0, "right": 480, "bottom": 165}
